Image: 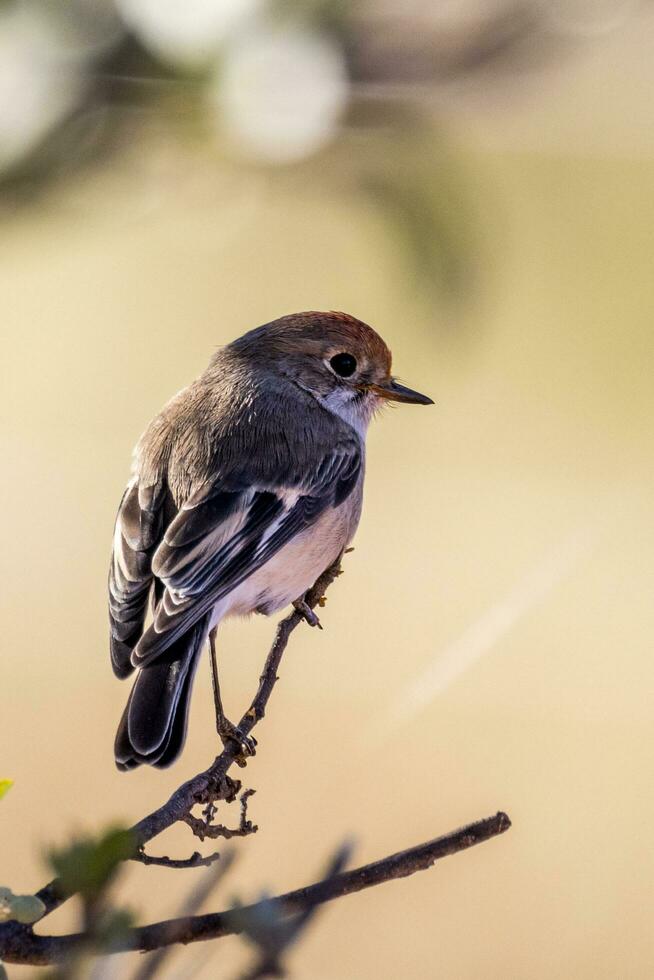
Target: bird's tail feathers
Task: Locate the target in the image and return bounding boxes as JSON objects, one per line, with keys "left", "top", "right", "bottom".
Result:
{"left": 114, "top": 616, "right": 209, "bottom": 770}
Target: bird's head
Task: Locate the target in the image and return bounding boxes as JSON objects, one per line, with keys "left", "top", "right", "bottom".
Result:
{"left": 226, "top": 311, "right": 433, "bottom": 432}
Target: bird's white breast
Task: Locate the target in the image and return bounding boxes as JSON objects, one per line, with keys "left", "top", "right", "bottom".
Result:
{"left": 211, "top": 473, "right": 364, "bottom": 625}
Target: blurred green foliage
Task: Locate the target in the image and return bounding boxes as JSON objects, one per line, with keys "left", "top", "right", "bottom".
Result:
{"left": 47, "top": 826, "right": 135, "bottom": 903}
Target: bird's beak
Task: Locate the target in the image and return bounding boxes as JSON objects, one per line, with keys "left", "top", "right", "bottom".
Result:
{"left": 361, "top": 378, "right": 434, "bottom": 406}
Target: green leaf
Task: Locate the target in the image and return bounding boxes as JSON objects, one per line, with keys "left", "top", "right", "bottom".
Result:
{"left": 47, "top": 826, "right": 135, "bottom": 901}
{"left": 0, "top": 887, "right": 45, "bottom": 924}
{"left": 0, "top": 780, "right": 13, "bottom": 801}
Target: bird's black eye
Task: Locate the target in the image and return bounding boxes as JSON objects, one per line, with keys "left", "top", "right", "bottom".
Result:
{"left": 330, "top": 352, "right": 357, "bottom": 378}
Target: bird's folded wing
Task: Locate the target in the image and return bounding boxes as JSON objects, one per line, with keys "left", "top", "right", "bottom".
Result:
{"left": 108, "top": 480, "right": 167, "bottom": 678}
{"left": 131, "top": 436, "right": 361, "bottom": 667}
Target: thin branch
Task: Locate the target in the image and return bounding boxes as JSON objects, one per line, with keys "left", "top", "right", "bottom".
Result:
{"left": 132, "top": 850, "right": 222, "bottom": 870}
{"left": 0, "top": 812, "right": 510, "bottom": 965}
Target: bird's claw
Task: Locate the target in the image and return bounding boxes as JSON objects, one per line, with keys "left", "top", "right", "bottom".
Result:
{"left": 217, "top": 718, "right": 257, "bottom": 764}
{"left": 293, "top": 598, "right": 323, "bottom": 629}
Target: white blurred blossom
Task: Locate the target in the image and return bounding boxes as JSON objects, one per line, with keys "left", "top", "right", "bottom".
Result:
{"left": 213, "top": 26, "right": 349, "bottom": 164}
{"left": 0, "top": 5, "right": 84, "bottom": 173}
{"left": 115, "top": 0, "right": 266, "bottom": 68}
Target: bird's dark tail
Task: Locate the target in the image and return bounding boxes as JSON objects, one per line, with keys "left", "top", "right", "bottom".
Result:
{"left": 114, "top": 616, "right": 209, "bottom": 771}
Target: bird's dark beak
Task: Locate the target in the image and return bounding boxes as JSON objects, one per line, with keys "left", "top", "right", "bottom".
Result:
{"left": 363, "top": 378, "right": 434, "bottom": 405}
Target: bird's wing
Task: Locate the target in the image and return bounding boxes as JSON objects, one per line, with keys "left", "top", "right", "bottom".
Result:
{"left": 108, "top": 480, "right": 168, "bottom": 678}
{"left": 131, "top": 434, "right": 361, "bottom": 668}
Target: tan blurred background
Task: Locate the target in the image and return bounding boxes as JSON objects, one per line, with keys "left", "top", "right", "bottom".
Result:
{"left": 1, "top": 1, "right": 654, "bottom": 977}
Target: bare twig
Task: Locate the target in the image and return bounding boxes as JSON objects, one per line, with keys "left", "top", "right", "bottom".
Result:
{"left": 132, "top": 850, "right": 222, "bottom": 870}
{"left": 0, "top": 813, "right": 510, "bottom": 965}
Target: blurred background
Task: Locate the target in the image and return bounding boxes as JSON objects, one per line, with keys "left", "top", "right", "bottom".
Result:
{"left": 1, "top": 0, "right": 654, "bottom": 976}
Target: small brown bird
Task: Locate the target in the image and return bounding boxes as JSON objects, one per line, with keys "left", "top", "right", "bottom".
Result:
{"left": 109, "top": 311, "right": 432, "bottom": 770}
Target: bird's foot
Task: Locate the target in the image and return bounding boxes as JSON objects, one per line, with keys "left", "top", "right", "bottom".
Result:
{"left": 293, "top": 597, "right": 323, "bottom": 629}
{"left": 217, "top": 717, "right": 257, "bottom": 766}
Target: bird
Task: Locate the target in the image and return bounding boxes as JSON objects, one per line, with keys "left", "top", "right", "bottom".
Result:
{"left": 109, "top": 311, "right": 433, "bottom": 771}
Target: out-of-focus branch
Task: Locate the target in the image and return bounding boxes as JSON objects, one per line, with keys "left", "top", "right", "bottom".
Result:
{"left": 130, "top": 852, "right": 237, "bottom": 980}
{"left": 233, "top": 842, "right": 354, "bottom": 980}
{"left": 0, "top": 813, "right": 510, "bottom": 965}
